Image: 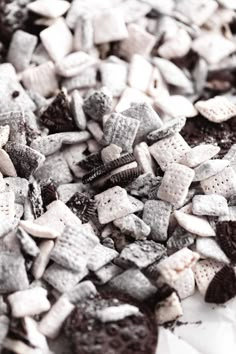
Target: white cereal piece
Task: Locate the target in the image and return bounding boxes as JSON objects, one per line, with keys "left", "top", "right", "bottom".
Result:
{"left": 3, "top": 338, "right": 39, "bottom": 354}
{"left": 96, "top": 304, "right": 139, "bottom": 323}
{"left": 93, "top": 263, "right": 123, "bottom": 285}
{"left": 87, "top": 139, "right": 100, "bottom": 153}
{"left": 32, "top": 240, "right": 54, "bottom": 279}
{"left": 62, "top": 66, "right": 97, "bottom": 92}
{"left": 63, "top": 143, "right": 87, "bottom": 178}
{"left": 118, "top": 0, "right": 151, "bottom": 23}
{"left": 95, "top": 186, "right": 135, "bottom": 224}
{"left": 50, "top": 224, "right": 99, "bottom": 271}
{"left": 195, "top": 96, "right": 236, "bottom": 123}
{"left": 17, "top": 227, "right": 40, "bottom": 258}
{"left": 155, "top": 292, "right": 183, "bottom": 325}
{"left": 156, "top": 95, "right": 197, "bottom": 118}
{"left": 128, "top": 54, "right": 153, "bottom": 92}
{"left": 23, "top": 317, "right": 49, "bottom": 353}
{"left": 133, "top": 142, "right": 155, "bottom": 175}
{"left": 101, "top": 144, "right": 122, "bottom": 163}
{"left": 93, "top": 9, "right": 128, "bottom": 44}
{"left": 55, "top": 51, "right": 96, "bottom": 78}
{"left": 219, "top": 206, "right": 236, "bottom": 222}
{"left": 87, "top": 243, "right": 118, "bottom": 272}
{"left": 0, "top": 125, "right": 10, "bottom": 148}
{"left": 118, "top": 23, "right": 156, "bottom": 60}
{"left": 40, "top": 18, "right": 73, "bottom": 62}
{"left": 21, "top": 61, "right": 58, "bottom": 97}
{"left": 224, "top": 144, "right": 236, "bottom": 164}
{"left": 158, "top": 28, "right": 191, "bottom": 59}
{"left": 115, "top": 87, "right": 152, "bottom": 112}
{"left": 0, "top": 173, "right": 5, "bottom": 193}
{"left": 192, "top": 194, "right": 228, "bottom": 216}
{"left": 39, "top": 295, "right": 75, "bottom": 339}
{"left": 175, "top": 0, "right": 218, "bottom": 26}
{"left": 0, "top": 149, "right": 17, "bottom": 177}
{"left": 67, "top": 281, "right": 97, "bottom": 304}
{"left": 201, "top": 166, "right": 236, "bottom": 198}
{"left": 0, "top": 315, "right": 9, "bottom": 345}
{"left": 30, "top": 131, "right": 90, "bottom": 156}
{"left": 70, "top": 90, "right": 87, "bottom": 130}
{"left": 100, "top": 57, "right": 127, "bottom": 97}
{"left": 87, "top": 121, "right": 104, "bottom": 143}
{"left": 180, "top": 144, "right": 220, "bottom": 168}
{"left": 149, "top": 134, "right": 191, "bottom": 171}
{"left": 74, "top": 12, "right": 94, "bottom": 52}
{"left": 0, "top": 191, "right": 15, "bottom": 222}
{"left": 114, "top": 213, "right": 151, "bottom": 240}
{"left": 44, "top": 263, "right": 88, "bottom": 293}
{"left": 27, "top": 0, "right": 70, "bottom": 18}
{"left": 157, "top": 163, "right": 194, "bottom": 208}
{"left": 169, "top": 268, "right": 195, "bottom": 300}
{"left": 193, "top": 159, "right": 230, "bottom": 182}
{"left": 7, "top": 30, "right": 37, "bottom": 73}
{"left": 57, "top": 182, "right": 87, "bottom": 203}
{"left": 156, "top": 248, "right": 199, "bottom": 282}
{"left": 19, "top": 220, "right": 60, "bottom": 239}
{"left": 7, "top": 287, "right": 50, "bottom": 318}
{"left": 174, "top": 210, "right": 216, "bottom": 237}
{"left": 193, "top": 259, "right": 223, "bottom": 295}
{"left": 196, "top": 238, "right": 230, "bottom": 264}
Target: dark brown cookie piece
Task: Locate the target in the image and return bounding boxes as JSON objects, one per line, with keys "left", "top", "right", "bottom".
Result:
{"left": 79, "top": 152, "right": 102, "bottom": 170}
{"left": 64, "top": 293, "right": 158, "bottom": 354}
{"left": 66, "top": 192, "right": 97, "bottom": 223}
{"left": 216, "top": 221, "right": 236, "bottom": 263}
{"left": 40, "top": 178, "right": 58, "bottom": 209}
{"left": 28, "top": 181, "right": 44, "bottom": 218}
{"left": 205, "top": 265, "right": 236, "bottom": 304}
{"left": 106, "top": 167, "right": 142, "bottom": 188}
{"left": 40, "top": 91, "right": 76, "bottom": 133}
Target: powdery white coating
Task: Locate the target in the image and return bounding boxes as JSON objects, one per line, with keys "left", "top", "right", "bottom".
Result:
{"left": 7, "top": 287, "right": 50, "bottom": 317}
{"left": 0, "top": 191, "right": 15, "bottom": 221}
{"left": 32, "top": 240, "right": 54, "bottom": 279}
{"left": 0, "top": 149, "right": 17, "bottom": 176}
{"left": 169, "top": 268, "right": 195, "bottom": 300}
{"left": 70, "top": 90, "right": 87, "bottom": 130}
{"left": 219, "top": 206, "right": 236, "bottom": 222}
{"left": 55, "top": 51, "right": 96, "bottom": 78}
{"left": 174, "top": 211, "right": 216, "bottom": 237}
{"left": 27, "top": 0, "right": 70, "bottom": 18}
{"left": 201, "top": 166, "right": 236, "bottom": 198}
{"left": 96, "top": 304, "right": 140, "bottom": 323}
{"left": 93, "top": 263, "right": 123, "bottom": 285}
{"left": 101, "top": 144, "right": 122, "bottom": 163}
{"left": 128, "top": 54, "right": 153, "bottom": 92}
{"left": 180, "top": 144, "right": 220, "bottom": 168}
{"left": 193, "top": 259, "right": 224, "bottom": 295}
{"left": 155, "top": 95, "right": 198, "bottom": 118}
{"left": 114, "top": 213, "right": 151, "bottom": 240}
{"left": 196, "top": 237, "right": 230, "bottom": 264}
{"left": 39, "top": 295, "right": 75, "bottom": 339}
{"left": 175, "top": 0, "right": 218, "bottom": 26}
{"left": 195, "top": 96, "right": 236, "bottom": 123}
{"left": 100, "top": 57, "right": 128, "bottom": 97}
{"left": 19, "top": 220, "right": 60, "bottom": 239}
{"left": 193, "top": 159, "right": 230, "bottom": 182}
{"left": 17, "top": 227, "right": 40, "bottom": 258}
{"left": 158, "top": 28, "right": 191, "bottom": 60}
{"left": 134, "top": 142, "right": 155, "bottom": 175}
{"left": 67, "top": 281, "right": 97, "bottom": 304}
{"left": 155, "top": 292, "right": 183, "bottom": 325}
{"left": 192, "top": 194, "right": 228, "bottom": 216}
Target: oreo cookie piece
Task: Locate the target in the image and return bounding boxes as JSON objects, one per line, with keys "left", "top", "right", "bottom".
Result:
{"left": 205, "top": 265, "right": 236, "bottom": 304}
{"left": 78, "top": 152, "right": 102, "bottom": 170}
{"left": 216, "top": 221, "right": 236, "bottom": 263}
{"left": 40, "top": 91, "right": 76, "bottom": 133}
{"left": 66, "top": 192, "right": 97, "bottom": 223}
{"left": 106, "top": 166, "right": 142, "bottom": 188}
{"left": 40, "top": 178, "right": 58, "bottom": 209}
{"left": 28, "top": 181, "right": 44, "bottom": 218}
{"left": 64, "top": 293, "right": 157, "bottom": 354}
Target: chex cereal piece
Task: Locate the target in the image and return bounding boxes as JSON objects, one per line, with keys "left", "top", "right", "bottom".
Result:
{"left": 93, "top": 9, "right": 128, "bottom": 44}
{"left": 62, "top": 66, "right": 97, "bottom": 92}
{"left": 83, "top": 87, "right": 113, "bottom": 121}
{"left": 19, "top": 220, "right": 59, "bottom": 239}
{"left": 95, "top": 186, "right": 135, "bottom": 224}
{"left": 224, "top": 144, "right": 236, "bottom": 164}
{"left": 44, "top": 263, "right": 88, "bottom": 293}
{"left": 0, "top": 111, "right": 27, "bottom": 145}
{"left": 0, "top": 173, "right": 5, "bottom": 193}
{"left": 157, "top": 163, "right": 194, "bottom": 208}
{"left": 128, "top": 54, "right": 153, "bottom": 92}
{"left": 23, "top": 317, "right": 50, "bottom": 353}
{"left": 103, "top": 113, "right": 140, "bottom": 152}
{"left": 196, "top": 237, "right": 230, "bottom": 264}
{"left": 7, "top": 30, "right": 37, "bottom": 72}
{"left": 93, "top": 263, "right": 123, "bottom": 285}
{"left": 195, "top": 96, "right": 236, "bottom": 123}
{"left": 167, "top": 230, "right": 195, "bottom": 252}
{"left": 169, "top": 268, "right": 195, "bottom": 300}
{"left": 27, "top": 0, "right": 70, "bottom": 18}
{"left": 192, "top": 194, "right": 228, "bottom": 217}
{"left": 5, "top": 142, "right": 44, "bottom": 179}
{"left": 122, "top": 102, "right": 163, "bottom": 143}
{"left": 21, "top": 61, "right": 58, "bottom": 97}
{"left": 55, "top": 51, "right": 96, "bottom": 78}
{"left": 35, "top": 152, "right": 73, "bottom": 185}
{"left": 66, "top": 192, "right": 96, "bottom": 223}
{"left": 192, "top": 33, "right": 235, "bottom": 64}
{"left": 205, "top": 265, "right": 236, "bottom": 304}
{"left": 31, "top": 131, "right": 90, "bottom": 156}
{"left": 50, "top": 224, "right": 99, "bottom": 271}
{"left": 180, "top": 144, "right": 220, "bottom": 168}
{"left": 114, "top": 213, "right": 150, "bottom": 240}
{"left": 216, "top": 221, "right": 236, "bottom": 262}
{"left": 32, "top": 240, "right": 54, "bottom": 279}
{"left": 39, "top": 295, "right": 75, "bottom": 339}
{"left": 0, "top": 149, "right": 17, "bottom": 176}
{"left": 74, "top": 12, "right": 94, "bottom": 52}
{"left": 40, "top": 18, "right": 73, "bottom": 61}
{"left": 100, "top": 56, "right": 127, "bottom": 97}
{"left": 0, "top": 191, "right": 15, "bottom": 221}
{"left": 63, "top": 143, "right": 87, "bottom": 178}
{"left": 193, "top": 159, "right": 230, "bottom": 182}
{"left": 101, "top": 144, "right": 122, "bottom": 164}
{"left": 174, "top": 210, "right": 216, "bottom": 237}
{"left": 157, "top": 27, "right": 191, "bottom": 60}
{"left": 0, "top": 125, "right": 9, "bottom": 148}
{"left": 0, "top": 252, "right": 29, "bottom": 293}
{"left": 87, "top": 243, "right": 118, "bottom": 272}
{"left": 149, "top": 134, "right": 191, "bottom": 171}
{"left": 194, "top": 259, "right": 223, "bottom": 296}
{"left": 142, "top": 200, "right": 171, "bottom": 241}
{"left": 156, "top": 95, "right": 198, "bottom": 118}
{"left": 70, "top": 90, "right": 87, "bottom": 130}
{"left": 219, "top": 206, "right": 236, "bottom": 222}
{"left": 57, "top": 182, "right": 89, "bottom": 203}
{"left": 201, "top": 166, "right": 236, "bottom": 198}
{"left": 115, "top": 86, "right": 152, "bottom": 112}
{"left": 108, "top": 268, "right": 157, "bottom": 301}
{"left": 156, "top": 248, "right": 199, "bottom": 283}
{"left": 87, "top": 120, "right": 104, "bottom": 142}
{"left": 0, "top": 315, "right": 9, "bottom": 343}
{"left": 134, "top": 142, "right": 155, "bottom": 175}
{"left": 67, "top": 281, "right": 97, "bottom": 304}
{"left": 155, "top": 291, "right": 183, "bottom": 325}
{"left": 127, "top": 173, "right": 161, "bottom": 199}
{"left": 175, "top": 0, "right": 218, "bottom": 26}
{"left": 16, "top": 227, "right": 40, "bottom": 258}
{"left": 7, "top": 287, "right": 50, "bottom": 317}
{"left": 147, "top": 116, "right": 186, "bottom": 143}
{"left": 119, "top": 240, "right": 166, "bottom": 269}
{"left": 0, "top": 217, "right": 15, "bottom": 239}
{"left": 118, "top": 23, "right": 156, "bottom": 60}
{"left": 96, "top": 304, "right": 139, "bottom": 323}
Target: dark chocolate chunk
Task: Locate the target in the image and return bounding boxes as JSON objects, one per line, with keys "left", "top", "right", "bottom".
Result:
{"left": 205, "top": 265, "right": 236, "bottom": 304}
{"left": 66, "top": 192, "right": 97, "bottom": 223}
{"left": 216, "top": 221, "right": 236, "bottom": 263}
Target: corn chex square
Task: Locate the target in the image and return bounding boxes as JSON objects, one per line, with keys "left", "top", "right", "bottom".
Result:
{"left": 157, "top": 163, "right": 194, "bottom": 208}
{"left": 195, "top": 96, "right": 236, "bottom": 123}
{"left": 201, "top": 166, "right": 236, "bottom": 198}
{"left": 149, "top": 133, "right": 191, "bottom": 171}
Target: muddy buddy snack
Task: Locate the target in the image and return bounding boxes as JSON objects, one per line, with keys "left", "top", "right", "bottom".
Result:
{"left": 2, "top": 1, "right": 236, "bottom": 354}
